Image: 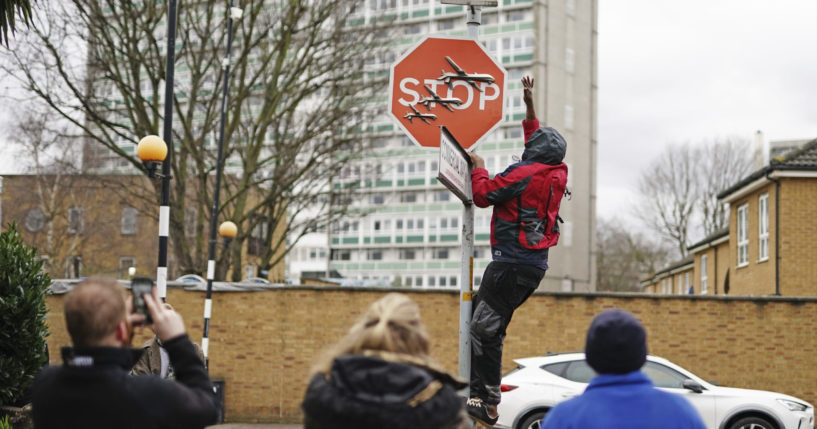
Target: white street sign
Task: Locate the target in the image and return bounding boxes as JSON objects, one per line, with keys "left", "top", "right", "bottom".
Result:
{"left": 438, "top": 127, "right": 472, "bottom": 203}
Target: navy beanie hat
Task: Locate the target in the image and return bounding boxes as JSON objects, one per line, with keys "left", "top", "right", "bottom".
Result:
{"left": 585, "top": 309, "right": 647, "bottom": 374}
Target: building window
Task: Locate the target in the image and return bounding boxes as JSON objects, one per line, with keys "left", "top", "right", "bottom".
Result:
{"left": 399, "top": 249, "right": 416, "bottom": 260}
{"left": 121, "top": 207, "right": 138, "bottom": 235}
{"left": 400, "top": 193, "right": 417, "bottom": 203}
{"left": 758, "top": 193, "right": 769, "bottom": 261}
{"left": 564, "top": 105, "right": 574, "bottom": 130}
{"left": 433, "top": 249, "right": 449, "bottom": 259}
{"left": 415, "top": 276, "right": 423, "bottom": 287}
{"left": 249, "top": 219, "right": 269, "bottom": 256}
{"left": 367, "top": 250, "right": 383, "bottom": 260}
{"left": 700, "top": 254, "right": 708, "bottom": 294}
{"left": 428, "top": 276, "right": 436, "bottom": 287}
{"left": 119, "top": 257, "right": 135, "bottom": 279}
{"left": 25, "top": 208, "right": 45, "bottom": 232}
{"left": 184, "top": 207, "right": 197, "bottom": 238}
{"left": 332, "top": 249, "right": 351, "bottom": 261}
{"left": 65, "top": 255, "right": 82, "bottom": 279}
{"left": 684, "top": 272, "right": 690, "bottom": 294}
{"left": 565, "top": 48, "right": 575, "bottom": 74}
{"left": 737, "top": 203, "right": 749, "bottom": 267}
{"left": 67, "top": 207, "right": 84, "bottom": 235}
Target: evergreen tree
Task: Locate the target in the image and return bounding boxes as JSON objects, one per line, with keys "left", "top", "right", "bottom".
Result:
{"left": 0, "top": 222, "right": 50, "bottom": 406}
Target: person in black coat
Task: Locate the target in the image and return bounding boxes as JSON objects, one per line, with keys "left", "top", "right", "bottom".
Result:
{"left": 301, "top": 293, "right": 473, "bottom": 429}
{"left": 32, "top": 278, "right": 218, "bottom": 429}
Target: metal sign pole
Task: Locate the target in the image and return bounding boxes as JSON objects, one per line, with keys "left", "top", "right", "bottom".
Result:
{"left": 460, "top": 2, "right": 482, "bottom": 398}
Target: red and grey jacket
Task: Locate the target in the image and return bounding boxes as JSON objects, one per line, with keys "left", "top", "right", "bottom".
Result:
{"left": 472, "top": 119, "right": 568, "bottom": 269}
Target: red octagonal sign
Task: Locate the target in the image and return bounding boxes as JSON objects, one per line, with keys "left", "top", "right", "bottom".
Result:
{"left": 389, "top": 36, "right": 507, "bottom": 150}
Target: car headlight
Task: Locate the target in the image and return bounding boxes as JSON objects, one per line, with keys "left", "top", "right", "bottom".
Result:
{"left": 777, "top": 399, "right": 808, "bottom": 412}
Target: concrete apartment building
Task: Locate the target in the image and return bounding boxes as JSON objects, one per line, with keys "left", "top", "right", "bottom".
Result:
{"left": 70, "top": 0, "right": 596, "bottom": 290}
{"left": 288, "top": 0, "right": 599, "bottom": 292}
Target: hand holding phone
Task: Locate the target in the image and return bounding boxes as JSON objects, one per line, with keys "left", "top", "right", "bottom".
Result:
{"left": 131, "top": 277, "right": 155, "bottom": 325}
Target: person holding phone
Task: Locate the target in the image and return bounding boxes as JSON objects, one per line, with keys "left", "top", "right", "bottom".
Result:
{"left": 32, "top": 278, "right": 217, "bottom": 429}
{"left": 131, "top": 301, "right": 206, "bottom": 380}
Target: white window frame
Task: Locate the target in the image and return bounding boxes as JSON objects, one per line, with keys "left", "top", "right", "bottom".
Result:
{"left": 758, "top": 193, "right": 769, "bottom": 262}
{"left": 737, "top": 204, "right": 749, "bottom": 267}
{"left": 700, "top": 254, "right": 708, "bottom": 294}
{"left": 121, "top": 207, "right": 138, "bottom": 235}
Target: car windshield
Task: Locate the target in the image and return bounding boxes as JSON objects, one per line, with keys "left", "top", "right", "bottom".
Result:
{"left": 543, "top": 359, "right": 691, "bottom": 388}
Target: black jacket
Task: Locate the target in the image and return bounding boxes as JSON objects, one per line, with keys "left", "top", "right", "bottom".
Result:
{"left": 302, "top": 351, "right": 471, "bottom": 429}
{"left": 32, "top": 334, "right": 217, "bottom": 429}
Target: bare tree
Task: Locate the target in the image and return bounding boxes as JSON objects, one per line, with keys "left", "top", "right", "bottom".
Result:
{"left": 4, "top": 102, "right": 153, "bottom": 278}
{"left": 697, "top": 137, "right": 754, "bottom": 236}
{"left": 635, "top": 138, "right": 752, "bottom": 257}
{"left": 596, "top": 217, "right": 672, "bottom": 292}
{"left": 2, "top": 1, "right": 389, "bottom": 280}
{"left": 636, "top": 143, "right": 697, "bottom": 257}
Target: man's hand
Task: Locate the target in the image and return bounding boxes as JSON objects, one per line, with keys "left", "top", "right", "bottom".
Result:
{"left": 522, "top": 75, "right": 536, "bottom": 120}
{"left": 143, "top": 288, "right": 186, "bottom": 342}
{"left": 469, "top": 152, "right": 485, "bottom": 170}
{"left": 522, "top": 75, "right": 534, "bottom": 105}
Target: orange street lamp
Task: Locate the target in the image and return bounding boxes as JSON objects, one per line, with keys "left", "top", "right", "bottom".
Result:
{"left": 137, "top": 135, "right": 168, "bottom": 178}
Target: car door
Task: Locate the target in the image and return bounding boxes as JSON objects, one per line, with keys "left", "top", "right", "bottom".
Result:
{"left": 543, "top": 360, "right": 593, "bottom": 402}
{"left": 642, "top": 361, "right": 718, "bottom": 428}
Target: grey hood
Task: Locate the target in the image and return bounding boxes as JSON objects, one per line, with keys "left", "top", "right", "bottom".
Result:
{"left": 522, "top": 126, "right": 567, "bottom": 165}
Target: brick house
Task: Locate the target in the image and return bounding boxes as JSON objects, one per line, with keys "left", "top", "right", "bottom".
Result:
{"left": 0, "top": 174, "right": 285, "bottom": 281}
{"left": 643, "top": 138, "right": 817, "bottom": 296}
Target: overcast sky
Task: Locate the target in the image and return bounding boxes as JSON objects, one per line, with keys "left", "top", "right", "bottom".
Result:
{"left": 3, "top": 1, "right": 816, "bottom": 226}
{"left": 596, "top": 0, "right": 817, "bottom": 222}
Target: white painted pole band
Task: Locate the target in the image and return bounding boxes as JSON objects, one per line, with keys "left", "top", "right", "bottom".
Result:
{"left": 157, "top": 266, "right": 167, "bottom": 299}
{"left": 202, "top": 337, "right": 209, "bottom": 357}
{"left": 207, "top": 260, "right": 215, "bottom": 280}
{"left": 159, "top": 206, "right": 170, "bottom": 236}
{"left": 204, "top": 299, "right": 212, "bottom": 318}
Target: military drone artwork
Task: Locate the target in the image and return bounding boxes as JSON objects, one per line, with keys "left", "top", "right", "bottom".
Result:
{"left": 402, "top": 56, "right": 495, "bottom": 125}
{"left": 437, "top": 56, "right": 495, "bottom": 92}
{"left": 403, "top": 104, "right": 437, "bottom": 124}
{"left": 418, "top": 84, "right": 463, "bottom": 112}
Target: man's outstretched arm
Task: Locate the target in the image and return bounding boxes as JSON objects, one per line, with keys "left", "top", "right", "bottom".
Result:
{"left": 523, "top": 75, "right": 536, "bottom": 121}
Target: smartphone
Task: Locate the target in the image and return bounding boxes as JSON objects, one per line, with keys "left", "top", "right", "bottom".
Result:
{"left": 131, "top": 277, "right": 154, "bottom": 325}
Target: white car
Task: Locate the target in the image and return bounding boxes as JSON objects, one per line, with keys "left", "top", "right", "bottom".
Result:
{"left": 497, "top": 353, "right": 814, "bottom": 429}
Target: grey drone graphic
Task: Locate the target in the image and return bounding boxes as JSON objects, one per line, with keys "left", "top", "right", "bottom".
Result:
{"left": 403, "top": 104, "right": 437, "bottom": 124}
{"left": 418, "top": 84, "right": 463, "bottom": 112}
{"left": 437, "top": 56, "right": 495, "bottom": 92}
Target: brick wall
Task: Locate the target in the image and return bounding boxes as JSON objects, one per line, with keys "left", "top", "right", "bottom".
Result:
{"left": 780, "top": 179, "right": 817, "bottom": 296}
{"left": 45, "top": 287, "right": 817, "bottom": 423}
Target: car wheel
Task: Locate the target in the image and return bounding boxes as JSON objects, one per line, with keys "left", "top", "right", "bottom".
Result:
{"left": 518, "top": 411, "right": 546, "bottom": 429}
{"left": 729, "top": 416, "right": 775, "bottom": 429}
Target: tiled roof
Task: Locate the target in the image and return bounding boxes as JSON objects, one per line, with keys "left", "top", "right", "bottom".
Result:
{"left": 718, "top": 137, "right": 817, "bottom": 199}
{"left": 687, "top": 227, "right": 729, "bottom": 251}
{"left": 774, "top": 138, "right": 817, "bottom": 167}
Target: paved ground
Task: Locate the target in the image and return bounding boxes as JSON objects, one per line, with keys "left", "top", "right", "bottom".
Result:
{"left": 208, "top": 425, "right": 302, "bottom": 429}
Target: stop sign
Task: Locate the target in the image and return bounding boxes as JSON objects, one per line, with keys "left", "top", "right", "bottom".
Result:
{"left": 389, "top": 36, "right": 507, "bottom": 150}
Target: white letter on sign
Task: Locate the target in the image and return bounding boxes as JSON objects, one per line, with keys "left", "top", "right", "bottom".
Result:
{"left": 479, "top": 83, "right": 500, "bottom": 110}
{"left": 451, "top": 80, "right": 475, "bottom": 110}
{"left": 398, "top": 78, "right": 421, "bottom": 106}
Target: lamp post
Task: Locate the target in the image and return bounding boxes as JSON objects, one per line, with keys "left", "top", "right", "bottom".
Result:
{"left": 137, "top": 134, "right": 172, "bottom": 300}
{"left": 202, "top": 220, "right": 237, "bottom": 368}
{"left": 200, "top": 1, "right": 242, "bottom": 371}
